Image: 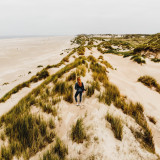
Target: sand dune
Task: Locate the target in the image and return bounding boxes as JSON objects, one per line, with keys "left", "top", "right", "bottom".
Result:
{"left": 0, "top": 35, "right": 160, "bottom": 160}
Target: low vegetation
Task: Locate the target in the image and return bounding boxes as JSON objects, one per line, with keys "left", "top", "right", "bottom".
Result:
{"left": 77, "top": 46, "right": 85, "bottom": 55}
{"left": 42, "top": 138, "right": 68, "bottom": 160}
{"left": 130, "top": 55, "right": 146, "bottom": 64}
{"left": 76, "top": 64, "right": 86, "bottom": 77}
{"left": 106, "top": 113, "right": 123, "bottom": 140}
{"left": 86, "top": 81, "right": 100, "bottom": 97}
{"left": 71, "top": 118, "right": 87, "bottom": 143}
{"left": 0, "top": 114, "right": 55, "bottom": 159}
{"left": 101, "top": 60, "right": 113, "bottom": 69}
{"left": 138, "top": 75, "right": 160, "bottom": 93}
{"left": 151, "top": 58, "right": 160, "bottom": 63}
{"left": 53, "top": 81, "right": 73, "bottom": 103}
{"left": 66, "top": 71, "right": 76, "bottom": 81}
{"left": 148, "top": 116, "right": 156, "bottom": 124}
{"left": 133, "top": 33, "right": 160, "bottom": 54}
{"left": 98, "top": 84, "right": 120, "bottom": 106}
{"left": 114, "top": 97, "right": 155, "bottom": 152}
{"left": 0, "top": 69, "right": 49, "bottom": 103}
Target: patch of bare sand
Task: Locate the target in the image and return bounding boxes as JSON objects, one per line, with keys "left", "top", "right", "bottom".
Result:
{"left": 0, "top": 36, "right": 74, "bottom": 98}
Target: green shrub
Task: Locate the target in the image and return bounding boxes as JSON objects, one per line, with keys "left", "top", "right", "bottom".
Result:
{"left": 88, "top": 39, "right": 94, "bottom": 46}
{"left": 30, "top": 76, "right": 39, "bottom": 83}
{"left": 71, "top": 118, "right": 87, "bottom": 143}
{"left": 106, "top": 113, "right": 123, "bottom": 140}
{"left": 122, "top": 52, "right": 133, "bottom": 58}
{"left": 52, "top": 98, "right": 61, "bottom": 105}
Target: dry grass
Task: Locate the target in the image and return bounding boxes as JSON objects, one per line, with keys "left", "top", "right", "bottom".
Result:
{"left": 0, "top": 114, "right": 55, "bottom": 159}
{"left": 66, "top": 71, "right": 76, "bottom": 81}
{"left": 101, "top": 60, "right": 113, "bottom": 69}
{"left": 86, "top": 81, "right": 100, "bottom": 97}
{"left": 42, "top": 138, "right": 68, "bottom": 160}
{"left": 148, "top": 116, "right": 156, "bottom": 124}
{"left": 71, "top": 118, "right": 87, "bottom": 143}
{"left": 106, "top": 112, "right": 123, "bottom": 140}
{"left": 76, "top": 65, "right": 86, "bottom": 77}
{"left": 98, "top": 83, "right": 120, "bottom": 106}
{"left": 138, "top": 75, "right": 160, "bottom": 93}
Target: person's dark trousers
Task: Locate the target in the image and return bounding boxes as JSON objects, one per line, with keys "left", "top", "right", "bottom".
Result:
{"left": 75, "top": 91, "right": 82, "bottom": 102}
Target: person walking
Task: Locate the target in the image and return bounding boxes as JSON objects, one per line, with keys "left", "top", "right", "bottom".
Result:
{"left": 75, "top": 77, "right": 85, "bottom": 106}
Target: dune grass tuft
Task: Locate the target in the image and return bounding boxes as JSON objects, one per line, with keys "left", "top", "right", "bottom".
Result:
{"left": 0, "top": 113, "right": 54, "bottom": 159}
{"left": 77, "top": 46, "right": 85, "bottom": 55}
{"left": 71, "top": 118, "right": 87, "bottom": 143}
{"left": 53, "top": 138, "right": 68, "bottom": 159}
{"left": 86, "top": 81, "right": 100, "bottom": 97}
{"left": 106, "top": 113, "right": 123, "bottom": 140}
{"left": 42, "top": 138, "right": 68, "bottom": 160}
{"left": 98, "top": 83, "right": 120, "bottom": 106}
{"left": 76, "top": 65, "right": 86, "bottom": 77}
{"left": 148, "top": 116, "right": 156, "bottom": 124}
{"left": 101, "top": 60, "right": 113, "bottom": 69}
{"left": 130, "top": 55, "right": 146, "bottom": 64}
{"left": 63, "top": 85, "right": 73, "bottom": 103}
{"left": 138, "top": 75, "right": 160, "bottom": 93}
{"left": 66, "top": 71, "right": 76, "bottom": 81}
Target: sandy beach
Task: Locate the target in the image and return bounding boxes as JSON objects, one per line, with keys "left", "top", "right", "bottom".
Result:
{"left": 0, "top": 36, "right": 74, "bottom": 98}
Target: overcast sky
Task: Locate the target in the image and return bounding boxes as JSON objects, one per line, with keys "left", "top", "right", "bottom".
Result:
{"left": 0, "top": 0, "right": 159, "bottom": 36}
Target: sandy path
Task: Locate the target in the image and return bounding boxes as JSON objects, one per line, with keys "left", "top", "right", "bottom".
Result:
{"left": 0, "top": 36, "right": 74, "bottom": 98}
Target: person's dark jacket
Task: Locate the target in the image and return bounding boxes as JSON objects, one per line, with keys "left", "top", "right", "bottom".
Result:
{"left": 75, "top": 82, "right": 85, "bottom": 92}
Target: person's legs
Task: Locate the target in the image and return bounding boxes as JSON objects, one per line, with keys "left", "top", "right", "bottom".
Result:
{"left": 79, "top": 92, "right": 82, "bottom": 103}
{"left": 75, "top": 91, "right": 79, "bottom": 103}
